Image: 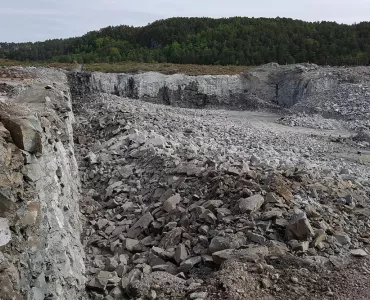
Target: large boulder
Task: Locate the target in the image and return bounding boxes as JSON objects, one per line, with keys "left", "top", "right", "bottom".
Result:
{"left": 212, "top": 246, "right": 269, "bottom": 265}
{"left": 1, "top": 116, "right": 43, "bottom": 154}
{"left": 286, "top": 209, "right": 315, "bottom": 241}
{"left": 238, "top": 195, "right": 265, "bottom": 213}
{"left": 209, "top": 234, "right": 246, "bottom": 254}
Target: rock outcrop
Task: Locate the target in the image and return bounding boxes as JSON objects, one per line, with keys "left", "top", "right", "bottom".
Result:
{"left": 68, "top": 64, "right": 370, "bottom": 124}
{"left": 0, "top": 68, "right": 86, "bottom": 300}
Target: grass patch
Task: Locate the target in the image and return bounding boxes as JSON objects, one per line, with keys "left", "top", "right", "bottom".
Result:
{"left": 1, "top": 60, "right": 249, "bottom": 76}
{"left": 0, "top": 59, "right": 25, "bottom": 67}
{"left": 84, "top": 62, "right": 249, "bottom": 75}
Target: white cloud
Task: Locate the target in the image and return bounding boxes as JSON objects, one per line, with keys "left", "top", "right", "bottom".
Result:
{"left": 1, "top": 0, "right": 369, "bottom": 42}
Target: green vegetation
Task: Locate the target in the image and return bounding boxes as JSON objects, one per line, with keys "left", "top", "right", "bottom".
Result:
{"left": 0, "top": 59, "right": 249, "bottom": 75}
{"left": 1, "top": 17, "right": 370, "bottom": 66}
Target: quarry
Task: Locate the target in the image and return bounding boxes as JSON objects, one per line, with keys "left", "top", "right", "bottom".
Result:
{"left": 0, "top": 63, "right": 370, "bottom": 300}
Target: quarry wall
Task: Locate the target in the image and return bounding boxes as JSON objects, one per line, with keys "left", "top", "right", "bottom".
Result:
{"left": 0, "top": 68, "right": 86, "bottom": 300}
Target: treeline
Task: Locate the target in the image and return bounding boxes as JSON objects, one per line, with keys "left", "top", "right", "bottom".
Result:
{"left": 1, "top": 17, "right": 370, "bottom": 66}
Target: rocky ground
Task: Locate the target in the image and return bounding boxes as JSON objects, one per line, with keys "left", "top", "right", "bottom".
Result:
{"left": 74, "top": 92, "right": 370, "bottom": 300}
{"left": 1, "top": 65, "right": 370, "bottom": 300}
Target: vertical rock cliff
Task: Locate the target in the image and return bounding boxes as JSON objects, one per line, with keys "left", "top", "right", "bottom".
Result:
{"left": 0, "top": 68, "right": 86, "bottom": 300}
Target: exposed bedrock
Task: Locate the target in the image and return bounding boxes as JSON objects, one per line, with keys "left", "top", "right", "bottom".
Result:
{"left": 0, "top": 68, "right": 86, "bottom": 300}
{"left": 68, "top": 63, "right": 370, "bottom": 122}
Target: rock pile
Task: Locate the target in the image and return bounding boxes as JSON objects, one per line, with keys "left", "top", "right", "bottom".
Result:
{"left": 276, "top": 114, "right": 345, "bottom": 130}
{"left": 74, "top": 93, "right": 370, "bottom": 299}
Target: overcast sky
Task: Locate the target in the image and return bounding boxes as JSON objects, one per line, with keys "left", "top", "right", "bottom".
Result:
{"left": 1, "top": 0, "right": 370, "bottom": 42}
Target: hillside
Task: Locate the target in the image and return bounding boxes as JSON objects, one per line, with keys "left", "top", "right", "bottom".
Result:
{"left": 1, "top": 17, "right": 370, "bottom": 66}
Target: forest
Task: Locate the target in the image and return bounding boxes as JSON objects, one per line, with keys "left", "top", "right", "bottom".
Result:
{"left": 0, "top": 17, "right": 369, "bottom": 66}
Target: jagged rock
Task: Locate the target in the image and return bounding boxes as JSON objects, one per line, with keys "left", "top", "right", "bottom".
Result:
{"left": 115, "top": 264, "right": 129, "bottom": 277}
{"left": 289, "top": 240, "right": 309, "bottom": 252}
{"left": 201, "top": 255, "right": 215, "bottom": 267}
{"left": 209, "top": 234, "right": 246, "bottom": 254}
{"left": 203, "top": 200, "right": 224, "bottom": 211}
{"left": 163, "top": 194, "right": 181, "bottom": 212}
{"left": 212, "top": 246, "right": 269, "bottom": 264}
{"left": 121, "top": 268, "right": 142, "bottom": 289}
{"left": 238, "top": 195, "right": 265, "bottom": 213}
{"left": 199, "top": 209, "right": 217, "bottom": 224}
{"left": 275, "top": 218, "right": 289, "bottom": 227}
{"left": 159, "top": 227, "right": 183, "bottom": 249}
{"left": 148, "top": 251, "right": 167, "bottom": 267}
{"left": 151, "top": 247, "right": 174, "bottom": 261}
{"left": 175, "top": 163, "right": 202, "bottom": 176}
{"left": 250, "top": 154, "right": 260, "bottom": 164}
{"left": 266, "top": 192, "right": 283, "bottom": 204}
{"left": 287, "top": 209, "right": 314, "bottom": 240}
{"left": 174, "top": 244, "right": 188, "bottom": 264}
{"left": 85, "top": 152, "right": 98, "bottom": 164}
{"left": 261, "top": 208, "right": 284, "bottom": 220}
{"left": 164, "top": 222, "right": 178, "bottom": 231}
{"left": 105, "top": 257, "right": 119, "bottom": 271}
{"left": 124, "top": 238, "right": 141, "bottom": 252}
{"left": 247, "top": 232, "right": 267, "bottom": 245}
{"left": 350, "top": 249, "right": 368, "bottom": 257}
{"left": 1, "top": 116, "right": 43, "bottom": 154}
{"left": 198, "top": 225, "right": 209, "bottom": 235}
{"left": 127, "top": 212, "right": 154, "bottom": 238}
{"left": 109, "top": 286, "right": 124, "bottom": 299}
{"left": 216, "top": 207, "right": 232, "bottom": 219}
{"left": 334, "top": 232, "right": 351, "bottom": 245}
{"left": 152, "top": 263, "right": 178, "bottom": 275}
{"left": 87, "top": 278, "right": 105, "bottom": 291}
{"left": 276, "top": 185, "right": 294, "bottom": 201}
{"left": 268, "top": 240, "right": 289, "bottom": 255}
{"left": 96, "top": 270, "right": 114, "bottom": 286}
{"left": 179, "top": 256, "right": 201, "bottom": 273}
{"left": 22, "top": 163, "right": 44, "bottom": 182}
{"left": 0, "top": 190, "right": 17, "bottom": 215}
{"left": 96, "top": 218, "right": 109, "bottom": 230}
{"left": 146, "top": 135, "right": 166, "bottom": 148}
{"left": 189, "top": 292, "right": 208, "bottom": 299}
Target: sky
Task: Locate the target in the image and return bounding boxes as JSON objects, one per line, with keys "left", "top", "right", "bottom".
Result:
{"left": 1, "top": 0, "right": 370, "bottom": 42}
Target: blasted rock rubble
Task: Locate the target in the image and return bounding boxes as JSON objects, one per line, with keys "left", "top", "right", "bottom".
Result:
{"left": 1, "top": 64, "right": 370, "bottom": 300}
{"left": 75, "top": 92, "right": 370, "bottom": 300}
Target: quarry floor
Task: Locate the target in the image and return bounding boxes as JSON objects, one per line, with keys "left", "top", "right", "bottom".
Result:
{"left": 74, "top": 93, "right": 370, "bottom": 300}
{"left": 2, "top": 66, "right": 370, "bottom": 300}
{"left": 210, "top": 110, "right": 370, "bottom": 166}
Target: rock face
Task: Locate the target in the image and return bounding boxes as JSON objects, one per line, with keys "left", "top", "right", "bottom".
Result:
{"left": 1, "top": 116, "right": 43, "bottom": 154}
{"left": 0, "top": 67, "right": 86, "bottom": 300}
{"left": 68, "top": 64, "right": 370, "bottom": 124}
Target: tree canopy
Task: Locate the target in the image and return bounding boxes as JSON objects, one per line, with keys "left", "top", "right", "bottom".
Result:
{"left": 0, "top": 17, "right": 369, "bottom": 66}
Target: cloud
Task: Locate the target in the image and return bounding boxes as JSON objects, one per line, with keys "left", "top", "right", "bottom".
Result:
{"left": 1, "top": 0, "right": 369, "bottom": 42}
{"left": 0, "top": 8, "right": 64, "bottom": 16}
